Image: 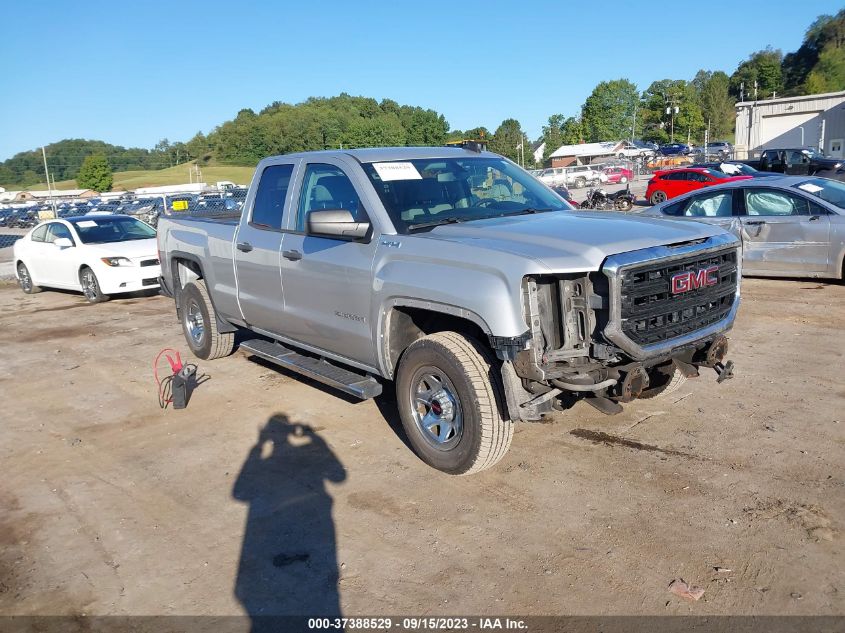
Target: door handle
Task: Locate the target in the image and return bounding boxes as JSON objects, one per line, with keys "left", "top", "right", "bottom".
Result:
{"left": 236, "top": 241, "right": 253, "bottom": 252}
{"left": 809, "top": 215, "right": 820, "bottom": 221}
{"left": 745, "top": 220, "right": 766, "bottom": 225}
{"left": 283, "top": 249, "right": 303, "bottom": 261}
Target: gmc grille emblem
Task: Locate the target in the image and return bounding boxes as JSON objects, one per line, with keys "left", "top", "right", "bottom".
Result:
{"left": 671, "top": 266, "right": 719, "bottom": 294}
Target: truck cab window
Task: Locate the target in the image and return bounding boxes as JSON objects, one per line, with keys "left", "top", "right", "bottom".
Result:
{"left": 297, "top": 164, "right": 363, "bottom": 232}
{"left": 251, "top": 164, "right": 294, "bottom": 230}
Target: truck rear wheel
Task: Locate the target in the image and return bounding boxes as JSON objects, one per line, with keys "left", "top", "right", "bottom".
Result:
{"left": 181, "top": 279, "right": 235, "bottom": 360}
{"left": 395, "top": 331, "right": 513, "bottom": 475}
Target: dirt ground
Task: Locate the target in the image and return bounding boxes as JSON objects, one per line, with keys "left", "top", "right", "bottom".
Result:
{"left": 0, "top": 276, "right": 843, "bottom": 618}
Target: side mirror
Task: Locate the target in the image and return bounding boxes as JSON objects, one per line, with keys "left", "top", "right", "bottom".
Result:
{"left": 307, "top": 209, "right": 370, "bottom": 240}
{"left": 54, "top": 237, "right": 73, "bottom": 248}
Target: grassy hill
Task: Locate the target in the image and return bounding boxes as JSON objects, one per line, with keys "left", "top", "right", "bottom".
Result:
{"left": 29, "top": 162, "right": 256, "bottom": 191}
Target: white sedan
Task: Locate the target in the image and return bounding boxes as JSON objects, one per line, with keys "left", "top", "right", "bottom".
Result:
{"left": 13, "top": 215, "right": 161, "bottom": 303}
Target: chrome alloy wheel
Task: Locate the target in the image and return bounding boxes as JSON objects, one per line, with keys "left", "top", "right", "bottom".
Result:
{"left": 80, "top": 269, "right": 98, "bottom": 301}
{"left": 17, "top": 263, "right": 32, "bottom": 292}
{"left": 410, "top": 367, "right": 463, "bottom": 451}
{"left": 184, "top": 298, "right": 205, "bottom": 345}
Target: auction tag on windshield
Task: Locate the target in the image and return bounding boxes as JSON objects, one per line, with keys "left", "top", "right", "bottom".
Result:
{"left": 372, "top": 162, "right": 422, "bottom": 182}
{"left": 172, "top": 200, "right": 189, "bottom": 211}
{"left": 77, "top": 220, "right": 98, "bottom": 227}
{"left": 797, "top": 183, "right": 824, "bottom": 193}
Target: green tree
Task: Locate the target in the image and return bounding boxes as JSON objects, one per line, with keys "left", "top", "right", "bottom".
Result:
{"left": 804, "top": 46, "right": 845, "bottom": 92}
{"left": 783, "top": 10, "right": 845, "bottom": 94}
{"left": 541, "top": 115, "right": 583, "bottom": 162}
{"left": 343, "top": 113, "right": 406, "bottom": 148}
{"left": 640, "top": 80, "right": 704, "bottom": 144}
{"left": 730, "top": 48, "right": 783, "bottom": 100}
{"left": 488, "top": 118, "right": 524, "bottom": 163}
{"left": 692, "top": 70, "right": 735, "bottom": 140}
{"left": 75, "top": 155, "right": 113, "bottom": 192}
{"left": 581, "top": 79, "right": 639, "bottom": 142}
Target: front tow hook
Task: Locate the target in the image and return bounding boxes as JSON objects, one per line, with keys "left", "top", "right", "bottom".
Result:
{"left": 713, "top": 360, "right": 734, "bottom": 383}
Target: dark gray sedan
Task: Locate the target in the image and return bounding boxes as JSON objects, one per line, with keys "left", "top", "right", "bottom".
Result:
{"left": 639, "top": 175, "right": 845, "bottom": 279}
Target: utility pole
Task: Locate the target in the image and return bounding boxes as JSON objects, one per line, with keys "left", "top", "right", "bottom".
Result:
{"left": 664, "top": 95, "right": 680, "bottom": 143}
{"left": 753, "top": 80, "right": 758, "bottom": 100}
{"left": 740, "top": 82, "right": 744, "bottom": 102}
{"left": 631, "top": 101, "right": 638, "bottom": 143}
{"left": 41, "top": 146, "right": 57, "bottom": 218}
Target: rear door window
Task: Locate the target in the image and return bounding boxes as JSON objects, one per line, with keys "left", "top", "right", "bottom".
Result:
{"left": 251, "top": 164, "right": 294, "bottom": 230}
{"left": 683, "top": 191, "right": 733, "bottom": 217}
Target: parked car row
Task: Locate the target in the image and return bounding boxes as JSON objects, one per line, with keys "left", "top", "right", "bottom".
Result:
{"left": 536, "top": 164, "right": 635, "bottom": 189}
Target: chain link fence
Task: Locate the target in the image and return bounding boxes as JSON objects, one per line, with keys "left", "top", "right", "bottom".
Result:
{"left": 0, "top": 185, "right": 250, "bottom": 230}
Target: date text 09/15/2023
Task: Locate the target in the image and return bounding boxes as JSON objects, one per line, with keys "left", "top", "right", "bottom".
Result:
{"left": 307, "top": 617, "right": 528, "bottom": 630}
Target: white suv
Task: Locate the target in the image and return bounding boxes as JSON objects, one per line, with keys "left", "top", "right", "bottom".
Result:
{"left": 564, "top": 165, "right": 601, "bottom": 188}
{"left": 538, "top": 167, "right": 567, "bottom": 187}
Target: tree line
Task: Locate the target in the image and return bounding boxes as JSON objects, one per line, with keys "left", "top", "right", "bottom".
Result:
{"left": 2, "top": 9, "right": 843, "bottom": 188}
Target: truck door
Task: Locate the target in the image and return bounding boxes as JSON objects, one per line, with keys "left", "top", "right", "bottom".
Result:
{"left": 279, "top": 159, "right": 378, "bottom": 367}
{"left": 234, "top": 161, "right": 298, "bottom": 333}
{"left": 739, "top": 187, "right": 831, "bottom": 274}
{"left": 785, "top": 150, "right": 810, "bottom": 176}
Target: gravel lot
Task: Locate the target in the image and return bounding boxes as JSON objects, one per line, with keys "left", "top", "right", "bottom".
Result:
{"left": 0, "top": 275, "right": 843, "bottom": 618}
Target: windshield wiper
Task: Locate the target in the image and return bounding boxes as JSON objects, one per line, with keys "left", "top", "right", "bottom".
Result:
{"left": 407, "top": 216, "right": 471, "bottom": 232}
{"left": 498, "top": 207, "right": 554, "bottom": 217}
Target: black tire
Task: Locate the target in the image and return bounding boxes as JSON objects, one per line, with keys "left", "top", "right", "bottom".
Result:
{"left": 579, "top": 201, "right": 591, "bottom": 209}
{"left": 649, "top": 190, "right": 667, "bottom": 205}
{"left": 639, "top": 365, "right": 687, "bottom": 399}
{"left": 16, "top": 262, "right": 41, "bottom": 294}
{"left": 180, "top": 279, "right": 234, "bottom": 360}
{"left": 79, "top": 266, "right": 108, "bottom": 304}
{"left": 395, "top": 331, "right": 513, "bottom": 475}
{"left": 574, "top": 177, "right": 586, "bottom": 189}
{"left": 615, "top": 198, "right": 634, "bottom": 212}
{"left": 620, "top": 176, "right": 628, "bottom": 184}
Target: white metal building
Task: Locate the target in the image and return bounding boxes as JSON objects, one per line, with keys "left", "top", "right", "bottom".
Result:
{"left": 548, "top": 141, "right": 624, "bottom": 167}
{"left": 735, "top": 90, "right": 845, "bottom": 158}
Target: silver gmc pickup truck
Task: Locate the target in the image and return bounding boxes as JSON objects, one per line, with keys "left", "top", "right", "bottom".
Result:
{"left": 158, "top": 145, "right": 740, "bottom": 475}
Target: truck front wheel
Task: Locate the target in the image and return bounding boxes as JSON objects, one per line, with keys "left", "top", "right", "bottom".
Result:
{"left": 180, "top": 279, "right": 235, "bottom": 360}
{"left": 396, "top": 331, "right": 513, "bottom": 475}
{"left": 638, "top": 364, "right": 687, "bottom": 399}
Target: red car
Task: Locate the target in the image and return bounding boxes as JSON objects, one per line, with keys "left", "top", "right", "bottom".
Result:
{"left": 645, "top": 168, "right": 752, "bottom": 204}
{"left": 601, "top": 166, "right": 633, "bottom": 184}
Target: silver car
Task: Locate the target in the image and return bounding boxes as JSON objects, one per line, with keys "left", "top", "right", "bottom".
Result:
{"left": 640, "top": 175, "right": 845, "bottom": 279}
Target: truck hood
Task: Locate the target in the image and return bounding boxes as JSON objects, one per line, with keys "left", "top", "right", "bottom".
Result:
{"left": 421, "top": 211, "right": 729, "bottom": 272}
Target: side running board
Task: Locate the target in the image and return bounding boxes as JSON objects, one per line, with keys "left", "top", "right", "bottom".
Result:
{"left": 239, "top": 339, "right": 382, "bottom": 400}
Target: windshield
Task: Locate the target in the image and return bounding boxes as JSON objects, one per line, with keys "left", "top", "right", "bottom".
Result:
{"left": 704, "top": 169, "right": 733, "bottom": 179}
{"left": 793, "top": 178, "right": 845, "bottom": 209}
{"left": 362, "top": 157, "right": 571, "bottom": 232}
{"left": 69, "top": 215, "right": 156, "bottom": 244}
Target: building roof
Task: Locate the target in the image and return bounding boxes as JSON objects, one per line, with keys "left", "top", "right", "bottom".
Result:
{"left": 25, "top": 189, "right": 91, "bottom": 198}
{"left": 735, "top": 89, "right": 845, "bottom": 107}
{"left": 549, "top": 141, "right": 623, "bottom": 159}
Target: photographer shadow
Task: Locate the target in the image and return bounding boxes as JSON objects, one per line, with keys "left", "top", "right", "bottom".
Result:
{"left": 233, "top": 414, "right": 346, "bottom": 629}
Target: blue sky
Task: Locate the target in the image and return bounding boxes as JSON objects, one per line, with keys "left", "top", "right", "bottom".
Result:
{"left": 0, "top": 0, "right": 842, "bottom": 160}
